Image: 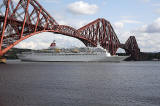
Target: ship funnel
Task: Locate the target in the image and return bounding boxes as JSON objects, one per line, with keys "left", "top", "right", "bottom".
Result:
{"left": 50, "top": 40, "right": 56, "bottom": 48}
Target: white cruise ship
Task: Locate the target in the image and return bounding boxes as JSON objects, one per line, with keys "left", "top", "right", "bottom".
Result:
{"left": 17, "top": 41, "right": 128, "bottom": 62}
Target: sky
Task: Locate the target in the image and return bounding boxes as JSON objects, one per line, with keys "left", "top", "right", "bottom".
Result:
{"left": 14, "top": 0, "right": 160, "bottom": 52}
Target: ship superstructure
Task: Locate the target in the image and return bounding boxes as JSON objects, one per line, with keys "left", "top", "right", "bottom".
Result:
{"left": 17, "top": 41, "right": 128, "bottom": 62}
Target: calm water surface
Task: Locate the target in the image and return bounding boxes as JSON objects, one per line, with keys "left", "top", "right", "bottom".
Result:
{"left": 0, "top": 60, "right": 160, "bottom": 106}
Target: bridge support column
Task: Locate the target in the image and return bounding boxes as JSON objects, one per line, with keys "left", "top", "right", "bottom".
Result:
{"left": 0, "top": 51, "right": 6, "bottom": 63}
{"left": 0, "top": 51, "right": 3, "bottom": 57}
{"left": 0, "top": 56, "right": 6, "bottom": 64}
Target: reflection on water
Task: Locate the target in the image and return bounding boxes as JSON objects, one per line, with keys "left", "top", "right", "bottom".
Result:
{"left": 0, "top": 60, "right": 160, "bottom": 106}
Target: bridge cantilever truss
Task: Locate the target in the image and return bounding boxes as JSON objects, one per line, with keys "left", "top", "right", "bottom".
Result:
{"left": 78, "top": 18, "right": 120, "bottom": 55}
{"left": 120, "top": 36, "right": 140, "bottom": 60}
{"left": 0, "top": 0, "right": 141, "bottom": 60}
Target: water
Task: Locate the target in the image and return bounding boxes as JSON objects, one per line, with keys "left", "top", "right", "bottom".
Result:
{"left": 0, "top": 60, "right": 160, "bottom": 106}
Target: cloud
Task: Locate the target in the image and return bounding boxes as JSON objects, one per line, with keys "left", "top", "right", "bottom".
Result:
{"left": 53, "top": 12, "right": 89, "bottom": 28}
{"left": 135, "top": 17, "right": 160, "bottom": 33}
{"left": 115, "top": 30, "right": 160, "bottom": 52}
{"left": 15, "top": 32, "right": 85, "bottom": 49}
{"left": 129, "top": 17, "right": 160, "bottom": 52}
{"left": 114, "top": 19, "right": 141, "bottom": 29}
{"left": 15, "top": 16, "right": 89, "bottom": 49}
{"left": 15, "top": 18, "right": 160, "bottom": 52}
{"left": 114, "top": 17, "right": 160, "bottom": 52}
{"left": 133, "top": 32, "right": 160, "bottom": 52}
{"left": 114, "top": 22, "right": 124, "bottom": 29}
{"left": 67, "top": 1, "right": 98, "bottom": 15}
{"left": 16, "top": 41, "right": 47, "bottom": 50}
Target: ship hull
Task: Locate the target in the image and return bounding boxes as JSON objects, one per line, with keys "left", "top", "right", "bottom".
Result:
{"left": 18, "top": 54, "right": 128, "bottom": 62}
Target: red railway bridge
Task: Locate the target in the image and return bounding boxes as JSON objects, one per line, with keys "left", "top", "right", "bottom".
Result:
{"left": 0, "top": 0, "right": 140, "bottom": 60}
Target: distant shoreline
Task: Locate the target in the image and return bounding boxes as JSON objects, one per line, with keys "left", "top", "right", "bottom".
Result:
{"left": 4, "top": 48, "right": 160, "bottom": 61}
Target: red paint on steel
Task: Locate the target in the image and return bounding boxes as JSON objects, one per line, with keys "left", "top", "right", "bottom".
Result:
{"left": 0, "top": 0, "right": 10, "bottom": 50}
{"left": 20, "top": 0, "right": 30, "bottom": 39}
{"left": 0, "top": 0, "right": 141, "bottom": 60}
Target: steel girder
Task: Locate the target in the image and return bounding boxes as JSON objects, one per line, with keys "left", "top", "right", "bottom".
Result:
{"left": 0, "top": 0, "right": 141, "bottom": 60}
{"left": 120, "top": 36, "right": 140, "bottom": 60}
{"left": 0, "top": 0, "right": 58, "bottom": 55}
{"left": 78, "top": 18, "right": 120, "bottom": 55}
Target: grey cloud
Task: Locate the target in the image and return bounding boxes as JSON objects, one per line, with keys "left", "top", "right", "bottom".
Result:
{"left": 144, "top": 24, "right": 160, "bottom": 33}
{"left": 134, "top": 18, "right": 160, "bottom": 33}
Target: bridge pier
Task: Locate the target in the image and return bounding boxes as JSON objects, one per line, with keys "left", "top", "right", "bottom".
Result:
{"left": 0, "top": 0, "right": 141, "bottom": 60}
{"left": 0, "top": 56, "right": 6, "bottom": 64}
{"left": 0, "top": 51, "right": 6, "bottom": 63}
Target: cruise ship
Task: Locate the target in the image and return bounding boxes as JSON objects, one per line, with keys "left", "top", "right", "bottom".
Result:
{"left": 17, "top": 41, "right": 128, "bottom": 62}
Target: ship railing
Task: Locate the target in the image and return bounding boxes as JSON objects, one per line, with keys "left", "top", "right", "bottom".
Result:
{"left": 29, "top": 52, "right": 101, "bottom": 56}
